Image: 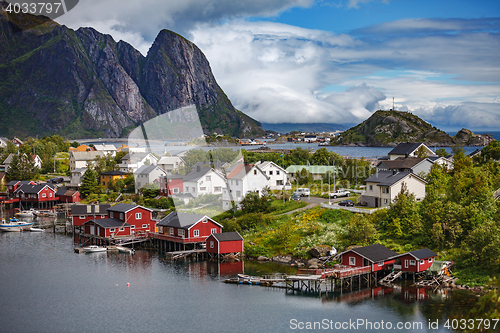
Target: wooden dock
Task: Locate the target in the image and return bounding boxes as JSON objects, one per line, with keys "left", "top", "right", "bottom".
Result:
{"left": 165, "top": 249, "right": 207, "bottom": 260}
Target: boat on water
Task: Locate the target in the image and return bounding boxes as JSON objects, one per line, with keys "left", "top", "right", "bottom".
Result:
{"left": 83, "top": 245, "right": 107, "bottom": 253}
{"left": 0, "top": 218, "right": 34, "bottom": 232}
{"left": 15, "top": 208, "right": 39, "bottom": 218}
{"left": 30, "top": 227, "right": 44, "bottom": 232}
{"left": 237, "top": 274, "right": 263, "bottom": 284}
{"left": 116, "top": 246, "right": 135, "bottom": 255}
{"left": 35, "top": 210, "right": 59, "bottom": 217}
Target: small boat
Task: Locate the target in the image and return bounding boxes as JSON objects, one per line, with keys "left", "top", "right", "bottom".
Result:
{"left": 237, "top": 274, "right": 263, "bottom": 284}
{"left": 83, "top": 245, "right": 107, "bottom": 253}
{"left": 30, "top": 227, "right": 44, "bottom": 232}
{"left": 35, "top": 210, "right": 58, "bottom": 217}
{"left": 116, "top": 246, "right": 135, "bottom": 255}
{"left": 0, "top": 218, "right": 34, "bottom": 232}
{"left": 15, "top": 208, "right": 39, "bottom": 218}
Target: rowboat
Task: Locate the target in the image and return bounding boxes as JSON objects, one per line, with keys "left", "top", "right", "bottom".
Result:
{"left": 83, "top": 245, "right": 107, "bottom": 253}
{"left": 15, "top": 209, "right": 39, "bottom": 218}
{"left": 237, "top": 274, "right": 263, "bottom": 284}
{"left": 30, "top": 227, "right": 45, "bottom": 232}
{"left": 116, "top": 246, "right": 135, "bottom": 255}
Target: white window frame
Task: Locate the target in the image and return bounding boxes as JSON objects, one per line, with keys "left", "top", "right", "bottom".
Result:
{"left": 142, "top": 224, "right": 147, "bottom": 228}
{"left": 173, "top": 188, "right": 179, "bottom": 193}
{"left": 202, "top": 217, "right": 207, "bottom": 223}
{"left": 206, "top": 176, "right": 211, "bottom": 181}
{"left": 210, "top": 241, "right": 214, "bottom": 248}
{"left": 80, "top": 216, "right": 85, "bottom": 219}
{"left": 101, "top": 215, "right": 106, "bottom": 218}
{"left": 193, "top": 230, "right": 199, "bottom": 237}
{"left": 420, "top": 260, "right": 424, "bottom": 265}
{"left": 42, "top": 193, "right": 46, "bottom": 198}
{"left": 178, "top": 229, "right": 185, "bottom": 237}
{"left": 378, "top": 262, "right": 384, "bottom": 267}
{"left": 349, "top": 257, "right": 356, "bottom": 266}
{"left": 428, "top": 258, "right": 433, "bottom": 263}
{"left": 119, "top": 227, "right": 124, "bottom": 231}
{"left": 110, "top": 228, "right": 115, "bottom": 232}
{"left": 405, "top": 260, "right": 409, "bottom": 268}
{"left": 211, "top": 228, "right": 217, "bottom": 234}
{"left": 110, "top": 212, "right": 114, "bottom": 218}
{"left": 410, "top": 260, "right": 416, "bottom": 266}
{"left": 135, "top": 212, "right": 142, "bottom": 219}
{"left": 130, "top": 225, "right": 135, "bottom": 229}
{"left": 169, "top": 228, "right": 174, "bottom": 236}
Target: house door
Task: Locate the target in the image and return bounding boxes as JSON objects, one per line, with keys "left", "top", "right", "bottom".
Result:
{"left": 375, "top": 198, "right": 379, "bottom": 207}
{"left": 90, "top": 225, "right": 95, "bottom": 235}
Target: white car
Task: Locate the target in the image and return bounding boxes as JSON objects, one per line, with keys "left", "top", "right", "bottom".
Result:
{"left": 294, "top": 188, "right": 310, "bottom": 197}
{"left": 329, "top": 189, "right": 350, "bottom": 198}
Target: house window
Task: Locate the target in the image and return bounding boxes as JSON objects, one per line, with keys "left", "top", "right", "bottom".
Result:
{"left": 131, "top": 225, "right": 135, "bottom": 229}
{"left": 254, "top": 170, "right": 257, "bottom": 175}
{"left": 384, "top": 199, "right": 388, "bottom": 204}
{"left": 173, "top": 188, "right": 179, "bottom": 193}
{"left": 276, "top": 171, "right": 280, "bottom": 175}
{"left": 269, "top": 171, "right": 273, "bottom": 175}
{"left": 178, "top": 229, "right": 185, "bottom": 237}
{"left": 136, "top": 213, "right": 142, "bottom": 219}
{"left": 110, "top": 212, "right": 114, "bottom": 218}
{"left": 200, "top": 187, "right": 206, "bottom": 191}
{"left": 349, "top": 257, "right": 356, "bottom": 266}
{"left": 235, "top": 180, "right": 239, "bottom": 186}
{"left": 101, "top": 215, "right": 106, "bottom": 218}
{"left": 119, "top": 227, "right": 124, "bottom": 231}
{"left": 214, "top": 186, "right": 221, "bottom": 192}
{"left": 210, "top": 241, "right": 214, "bottom": 248}
{"left": 206, "top": 176, "right": 211, "bottom": 181}
{"left": 142, "top": 224, "right": 147, "bottom": 228}
{"left": 169, "top": 228, "right": 174, "bottom": 236}
{"left": 211, "top": 228, "right": 217, "bottom": 234}
{"left": 80, "top": 216, "right": 85, "bottom": 219}
{"left": 420, "top": 260, "right": 424, "bottom": 265}
{"left": 120, "top": 213, "right": 124, "bottom": 220}
{"left": 42, "top": 193, "right": 46, "bottom": 198}
{"left": 428, "top": 258, "right": 433, "bottom": 263}
{"left": 410, "top": 260, "right": 416, "bottom": 266}
{"left": 185, "top": 187, "right": 189, "bottom": 192}
{"left": 49, "top": 193, "right": 52, "bottom": 197}
{"left": 276, "top": 180, "right": 283, "bottom": 186}
{"left": 202, "top": 217, "right": 207, "bottom": 223}
{"left": 192, "top": 187, "right": 195, "bottom": 193}
{"left": 110, "top": 228, "right": 115, "bottom": 232}
{"left": 193, "top": 230, "right": 199, "bottom": 237}
{"left": 236, "top": 191, "right": 241, "bottom": 197}
{"left": 158, "top": 226, "right": 163, "bottom": 233}
{"left": 378, "top": 262, "right": 384, "bottom": 267}
{"left": 369, "top": 185, "right": 373, "bottom": 191}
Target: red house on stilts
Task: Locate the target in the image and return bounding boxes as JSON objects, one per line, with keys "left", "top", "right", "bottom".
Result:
{"left": 338, "top": 244, "right": 398, "bottom": 275}
{"left": 391, "top": 248, "right": 437, "bottom": 273}
{"left": 206, "top": 232, "right": 244, "bottom": 256}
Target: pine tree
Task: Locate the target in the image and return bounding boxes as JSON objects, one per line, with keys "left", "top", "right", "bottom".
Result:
{"left": 79, "top": 168, "right": 99, "bottom": 198}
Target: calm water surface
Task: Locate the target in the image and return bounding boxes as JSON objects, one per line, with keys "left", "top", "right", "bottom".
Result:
{"left": 0, "top": 232, "right": 480, "bottom": 333}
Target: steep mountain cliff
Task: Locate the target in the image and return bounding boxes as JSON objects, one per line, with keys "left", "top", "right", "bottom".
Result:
{"left": 0, "top": 1, "right": 264, "bottom": 139}
{"left": 335, "top": 110, "right": 454, "bottom": 147}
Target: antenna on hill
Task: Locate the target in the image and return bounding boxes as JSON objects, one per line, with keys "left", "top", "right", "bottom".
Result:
{"left": 393, "top": 97, "right": 395, "bottom": 111}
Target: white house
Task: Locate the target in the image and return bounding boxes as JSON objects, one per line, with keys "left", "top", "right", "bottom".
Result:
{"left": 222, "top": 163, "right": 269, "bottom": 210}
{"left": 427, "top": 156, "right": 454, "bottom": 170}
{"left": 69, "top": 151, "right": 105, "bottom": 171}
{"left": 134, "top": 165, "right": 167, "bottom": 193}
{"left": 1, "top": 153, "right": 43, "bottom": 172}
{"left": 0, "top": 137, "right": 9, "bottom": 147}
{"left": 182, "top": 166, "right": 226, "bottom": 198}
{"left": 376, "top": 157, "right": 434, "bottom": 176}
{"left": 157, "top": 156, "right": 185, "bottom": 173}
{"left": 359, "top": 171, "right": 427, "bottom": 208}
{"left": 69, "top": 168, "right": 87, "bottom": 188}
{"left": 94, "top": 143, "right": 117, "bottom": 157}
{"left": 387, "top": 143, "right": 436, "bottom": 160}
{"left": 118, "top": 152, "right": 159, "bottom": 173}
{"left": 254, "top": 160, "right": 290, "bottom": 190}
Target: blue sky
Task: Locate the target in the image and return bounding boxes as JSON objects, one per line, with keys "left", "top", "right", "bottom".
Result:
{"left": 57, "top": 0, "right": 500, "bottom": 131}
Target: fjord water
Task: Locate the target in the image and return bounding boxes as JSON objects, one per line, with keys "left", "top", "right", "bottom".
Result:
{"left": 0, "top": 233, "right": 479, "bottom": 333}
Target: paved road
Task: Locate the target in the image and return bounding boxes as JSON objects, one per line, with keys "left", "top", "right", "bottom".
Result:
{"left": 282, "top": 196, "right": 348, "bottom": 215}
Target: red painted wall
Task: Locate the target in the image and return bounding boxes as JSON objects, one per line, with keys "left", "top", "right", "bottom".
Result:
{"left": 341, "top": 251, "right": 365, "bottom": 267}
{"left": 188, "top": 219, "right": 221, "bottom": 238}
{"left": 72, "top": 214, "right": 108, "bottom": 226}
{"left": 398, "top": 254, "right": 435, "bottom": 272}
{"left": 108, "top": 206, "right": 154, "bottom": 233}
{"left": 206, "top": 235, "right": 243, "bottom": 254}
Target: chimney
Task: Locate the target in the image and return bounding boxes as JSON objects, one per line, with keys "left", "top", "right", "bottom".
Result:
{"left": 197, "top": 165, "right": 201, "bottom": 172}
{"left": 261, "top": 158, "right": 264, "bottom": 164}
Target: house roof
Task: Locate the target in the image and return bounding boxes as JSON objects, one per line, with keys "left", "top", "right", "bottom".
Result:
{"left": 14, "top": 184, "right": 54, "bottom": 194}
{"left": 404, "top": 248, "right": 437, "bottom": 260}
{"left": 108, "top": 203, "right": 143, "bottom": 213}
{"left": 72, "top": 168, "right": 87, "bottom": 174}
{"left": 255, "top": 160, "right": 287, "bottom": 173}
{"left": 122, "top": 152, "right": 157, "bottom": 163}
{"left": 388, "top": 143, "right": 424, "bottom": 156}
{"left": 71, "top": 204, "right": 111, "bottom": 215}
{"left": 227, "top": 163, "right": 268, "bottom": 180}
{"left": 157, "top": 211, "right": 222, "bottom": 229}
{"left": 377, "top": 157, "right": 427, "bottom": 170}
{"left": 134, "top": 164, "right": 165, "bottom": 175}
{"left": 56, "top": 189, "right": 79, "bottom": 197}
{"left": 3, "top": 153, "right": 15, "bottom": 164}
{"left": 70, "top": 151, "right": 105, "bottom": 161}
{"left": 84, "top": 218, "right": 130, "bottom": 228}
{"left": 340, "top": 244, "right": 399, "bottom": 263}
{"left": 364, "top": 171, "right": 426, "bottom": 187}
{"left": 286, "top": 165, "right": 337, "bottom": 174}
{"left": 183, "top": 166, "right": 211, "bottom": 182}
{"left": 211, "top": 231, "right": 243, "bottom": 242}
{"left": 7, "top": 180, "right": 20, "bottom": 186}
{"left": 100, "top": 170, "right": 127, "bottom": 176}
{"left": 157, "top": 156, "right": 184, "bottom": 164}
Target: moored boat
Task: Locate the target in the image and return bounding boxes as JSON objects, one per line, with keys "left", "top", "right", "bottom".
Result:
{"left": 15, "top": 208, "right": 39, "bottom": 218}
{"left": 30, "top": 227, "right": 44, "bottom": 232}
{"left": 116, "top": 246, "right": 135, "bottom": 255}
{"left": 237, "top": 274, "right": 263, "bottom": 284}
{"left": 0, "top": 218, "right": 34, "bottom": 232}
{"left": 83, "top": 245, "right": 107, "bottom": 253}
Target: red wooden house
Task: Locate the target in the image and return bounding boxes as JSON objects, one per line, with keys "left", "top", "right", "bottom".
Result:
{"left": 338, "top": 244, "right": 398, "bottom": 272}
{"left": 156, "top": 211, "right": 223, "bottom": 244}
{"left": 71, "top": 204, "right": 111, "bottom": 226}
{"left": 56, "top": 189, "right": 81, "bottom": 203}
{"left": 159, "top": 175, "right": 183, "bottom": 196}
{"left": 391, "top": 248, "right": 437, "bottom": 273}
{"left": 13, "top": 184, "right": 57, "bottom": 208}
{"left": 83, "top": 203, "right": 155, "bottom": 238}
{"left": 206, "top": 232, "right": 244, "bottom": 254}
{"left": 7, "top": 180, "right": 36, "bottom": 195}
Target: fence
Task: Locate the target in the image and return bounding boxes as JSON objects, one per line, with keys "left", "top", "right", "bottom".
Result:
{"left": 321, "top": 203, "right": 387, "bottom": 215}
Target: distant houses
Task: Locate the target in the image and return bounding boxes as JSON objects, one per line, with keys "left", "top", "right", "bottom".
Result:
{"left": 69, "top": 151, "right": 105, "bottom": 171}
{"left": 222, "top": 163, "right": 268, "bottom": 210}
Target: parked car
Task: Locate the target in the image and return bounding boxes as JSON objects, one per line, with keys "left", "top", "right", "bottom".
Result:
{"left": 294, "top": 188, "right": 310, "bottom": 197}
{"left": 338, "top": 199, "right": 355, "bottom": 207}
{"left": 48, "top": 177, "right": 64, "bottom": 184}
{"left": 291, "top": 193, "right": 301, "bottom": 201}
{"left": 329, "top": 189, "right": 350, "bottom": 198}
